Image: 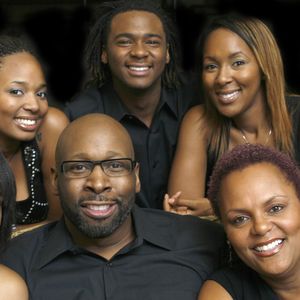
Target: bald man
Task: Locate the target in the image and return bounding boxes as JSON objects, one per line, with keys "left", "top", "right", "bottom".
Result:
{"left": 0, "top": 114, "right": 226, "bottom": 300}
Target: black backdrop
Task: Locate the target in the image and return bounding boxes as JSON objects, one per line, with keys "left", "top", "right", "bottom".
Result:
{"left": 1, "top": 0, "right": 300, "bottom": 107}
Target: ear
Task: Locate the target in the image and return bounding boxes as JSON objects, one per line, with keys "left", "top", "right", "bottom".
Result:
{"left": 166, "top": 44, "right": 170, "bottom": 64}
{"left": 134, "top": 163, "right": 141, "bottom": 193}
{"left": 50, "top": 167, "right": 59, "bottom": 196}
{"left": 101, "top": 48, "right": 108, "bottom": 64}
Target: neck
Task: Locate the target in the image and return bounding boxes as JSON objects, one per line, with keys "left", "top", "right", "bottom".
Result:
{"left": 113, "top": 80, "right": 162, "bottom": 127}
{"left": 0, "top": 140, "right": 21, "bottom": 162}
{"left": 66, "top": 215, "right": 135, "bottom": 260}
{"left": 263, "top": 273, "right": 300, "bottom": 300}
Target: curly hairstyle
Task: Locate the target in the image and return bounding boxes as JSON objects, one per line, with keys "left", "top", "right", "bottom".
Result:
{"left": 195, "top": 14, "right": 293, "bottom": 161}
{"left": 208, "top": 144, "right": 300, "bottom": 218}
{"left": 0, "top": 152, "right": 16, "bottom": 251}
{"left": 84, "top": 0, "right": 181, "bottom": 88}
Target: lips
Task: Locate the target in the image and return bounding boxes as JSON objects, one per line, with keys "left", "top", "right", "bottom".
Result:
{"left": 127, "top": 64, "right": 151, "bottom": 76}
{"left": 253, "top": 239, "right": 284, "bottom": 257}
{"left": 81, "top": 202, "right": 117, "bottom": 219}
{"left": 14, "top": 117, "right": 41, "bottom": 131}
{"left": 217, "top": 90, "right": 240, "bottom": 104}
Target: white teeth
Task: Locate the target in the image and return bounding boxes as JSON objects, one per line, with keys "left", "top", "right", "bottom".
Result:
{"left": 254, "top": 239, "right": 283, "bottom": 252}
{"left": 87, "top": 205, "right": 110, "bottom": 211}
{"left": 129, "top": 66, "right": 149, "bottom": 71}
{"left": 219, "top": 91, "right": 239, "bottom": 101}
{"left": 16, "top": 118, "right": 37, "bottom": 125}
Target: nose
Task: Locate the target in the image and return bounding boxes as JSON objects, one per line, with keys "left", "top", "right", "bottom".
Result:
{"left": 23, "top": 94, "right": 40, "bottom": 113}
{"left": 84, "top": 165, "right": 112, "bottom": 194}
{"left": 130, "top": 41, "right": 148, "bottom": 58}
{"left": 215, "top": 65, "right": 232, "bottom": 86}
{"left": 250, "top": 215, "right": 273, "bottom": 236}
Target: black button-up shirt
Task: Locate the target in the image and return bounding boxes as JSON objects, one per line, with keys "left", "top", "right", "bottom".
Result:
{"left": 1, "top": 206, "right": 226, "bottom": 300}
{"left": 64, "top": 83, "right": 199, "bottom": 209}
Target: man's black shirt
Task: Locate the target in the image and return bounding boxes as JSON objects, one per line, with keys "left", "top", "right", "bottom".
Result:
{"left": 64, "top": 83, "right": 199, "bottom": 209}
{"left": 1, "top": 206, "right": 226, "bottom": 300}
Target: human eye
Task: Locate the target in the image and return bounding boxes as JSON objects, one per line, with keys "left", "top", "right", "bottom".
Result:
{"left": 37, "top": 90, "right": 48, "bottom": 100}
{"left": 116, "top": 38, "right": 132, "bottom": 46}
{"left": 232, "top": 60, "right": 246, "bottom": 68}
{"left": 9, "top": 88, "right": 24, "bottom": 96}
{"left": 269, "top": 204, "right": 285, "bottom": 214}
{"left": 203, "top": 63, "right": 217, "bottom": 72}
{"left": 145, "top": 38, "right": 160, "bottom": 46}
{"left": 107, "top": 160, "right": 125, "bottom": 171}
{"left": 230, "top": 215, "right": 249, "bottom": 226}
{"left": 67, "top": 162, "right": 90, "bottom": 174}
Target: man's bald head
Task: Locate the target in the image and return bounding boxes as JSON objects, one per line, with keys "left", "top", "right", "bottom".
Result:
{"left": 56, "top": 113, "right": 135, "bottom": 167}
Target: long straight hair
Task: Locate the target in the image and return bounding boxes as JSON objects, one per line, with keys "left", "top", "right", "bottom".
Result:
{"left": 196, "top": 14, "right": 293, "bottom": 160}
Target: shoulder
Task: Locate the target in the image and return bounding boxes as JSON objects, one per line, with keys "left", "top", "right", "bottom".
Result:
{"left": 0, "top": 222, "right": 57, "bottom": 266}
{"left": 37, "top": 107, "right": 69, "bottom": 150}
{"left": 198, "top": 280, "right": 232, "bottom": 300}
{"left": 138, "top": 207, "right": 225, "bottom": 247}
{"left": 183, "top": 105, "right": 205, "bottom": 121}
{"left": 207, "top": 264, "right": 270, "bottom": 299}
{"left": 180, "top": 105, "right": 208, "bottom": 136}
{"left": 41, "top": 107, "right": 69, "bottom": 131}
{"left": 0, "top": 265, "right": 28, "bottom": 300}
{"left": 64, "top": 87, "right": 103, "bottom": 120}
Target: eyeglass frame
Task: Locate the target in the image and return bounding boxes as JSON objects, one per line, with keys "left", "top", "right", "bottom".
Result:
{"left": 60, "top": 158, "right": 137, "bottom": 178}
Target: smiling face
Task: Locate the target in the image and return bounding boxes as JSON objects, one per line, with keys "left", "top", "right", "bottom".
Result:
{"left": 202, "top": 28, "right": 264, "bottom": 118}
{"left": 101, "top": 10, "right": 170, "bottom": 92}
{"left": 219, "top": 162, "right": 300, "bottom": 280}
{"left": 55, "top": 115, "right": 140, "bottom": 239}
{"left": 0, "top": 52, "right": 48, "bottom": 145}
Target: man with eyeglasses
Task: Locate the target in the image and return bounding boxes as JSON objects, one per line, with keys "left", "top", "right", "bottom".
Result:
{"left": 0, "top": 114, "right": 226, "bottom": 300}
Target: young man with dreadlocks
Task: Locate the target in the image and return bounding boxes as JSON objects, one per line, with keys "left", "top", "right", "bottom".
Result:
{"left": 64, "top": 0, "right": 199, "bottom": 210}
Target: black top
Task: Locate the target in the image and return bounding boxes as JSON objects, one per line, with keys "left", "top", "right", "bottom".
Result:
{"left": 1, "top": 206, "right": 226, "bottom": 300}
{"left": 206, "top": 95, "right": 300, "bottom": 194}
{"left": 15, "top": 140, "right": 48, "bottom": 224}
{"left": 209, "top": 263, "right": 279, "bottom": 300}
{"left": 64, "top": 82, "right": 199, "bottom": 209}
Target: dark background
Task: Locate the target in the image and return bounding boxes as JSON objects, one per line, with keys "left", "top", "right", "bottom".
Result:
{"left": 1, "top": 0, "right": 300, "bottom": 107}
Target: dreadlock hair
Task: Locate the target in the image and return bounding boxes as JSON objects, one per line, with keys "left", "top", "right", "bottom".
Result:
{"left": 208, "top": 143, "right": 300, "bottom": 218}
{"left": 84, "top": 0, "right": 181, "bottom": 88}
{"left": 0, "top": 152, "right": 16, "bottom": 251}
{"left": 195, "top": 13, "right": 293, "bottom": 161}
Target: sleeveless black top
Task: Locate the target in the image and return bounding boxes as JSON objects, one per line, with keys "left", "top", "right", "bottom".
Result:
{"left": 206, "top": 95, "right": 300, "bottom": 194}
{"left": 15, "top": 140, "right": 48, "bottom": 225}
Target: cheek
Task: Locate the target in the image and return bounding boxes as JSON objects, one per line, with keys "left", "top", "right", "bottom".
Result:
{"left": 58, "top": 180, "right": 79, "bottom": 200}
{"left": 40, "top": 101, "right": 48, "bottom": 115}
{"left": 226, "top": 226, "right": 249, "bottom": 253}
{"left": 278, "top": 218, "right": 300, "bottom": 238}
{"left": 239, "top": 67, "right": 262, "bottom": 87}
{"left": 113, "top": 177, "right": 137, "bottom": 196}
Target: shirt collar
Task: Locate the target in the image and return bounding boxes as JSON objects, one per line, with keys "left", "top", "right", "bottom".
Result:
{"left": 100, "top": 83, "right": 128, "bottom": 121}
{"left": 131, "top": 205, "right": 176, "bottom": 250}
{"left": 101, "top": 83, "right": 179, "bottom": 120}
{"left": 35, "top": 205, "right": 177, "bottom": 268}
{"left": 35, "top": 219, "right": 77, "bottom": 269}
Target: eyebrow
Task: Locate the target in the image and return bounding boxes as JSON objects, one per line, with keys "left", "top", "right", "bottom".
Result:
{"left": 225, "top": 194, "right": 289, "bottom": 216}
{"left": 11, "top": 81, "right": 47, "bottom": 89}
{"left": 114, "top": 33, "right": 163, "bottom": 39}
{"left": 69, "top": 151, "right": 127, "bottom": 160}
{"left": 204, "top": 51, "right": 249, "bottom": 61}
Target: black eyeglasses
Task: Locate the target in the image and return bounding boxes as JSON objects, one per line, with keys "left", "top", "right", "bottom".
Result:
{"left": 61, "top": 158, "right": 137, "bottom": 178}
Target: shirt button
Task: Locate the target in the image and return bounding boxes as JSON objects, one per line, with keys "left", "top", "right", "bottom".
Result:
{"left": 107, "top": 262, "right": 113, "bottom": 267}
